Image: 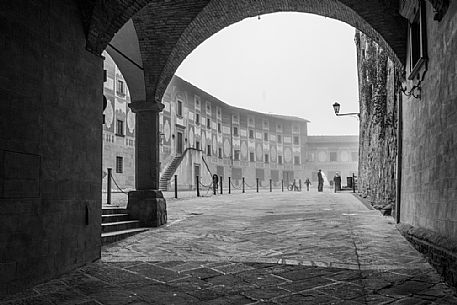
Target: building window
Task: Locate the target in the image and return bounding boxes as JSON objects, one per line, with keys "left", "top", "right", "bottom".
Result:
{"left": 330, "top": 152, "right": 337, "bottom": 162}
{"left": 249, "top": 152, "right": 255, "bottom": 162}
{"left": 233, "top": 127, "right": 239, "bottom": 136}
{"left": 196, "top": 141, "right": 200, "bottom": 150}
{"left": 351, "top": 151, "right": 358, "bottom": 162}
{"left": 117, "top": 80, "right": 124, "bottom": 95}
{"left": 277, "top": 135, "right": 282, "bottom": 143}
{"left": 116, "top": 120, "right": 124, "bottom": 136}
{"left": 293, "top": 136, "right": 299, "bottom": 145}
{"left": 218, "top": 123, "right": 221, "bottom": 133}
{"left": 265, "top": 154, "right": 269, "bottom": 163}
{"left": 195, "top": 96, "right": 200, "bottom": 109}
{"left": 234, "top": 150, "right": 240, "bottom": 161}
{"left": 294, "top": 156, "right": 300, "bottom": 165}
{"left": 408, "top": 0, "right": 427, "bottom": 80}
{"left": 207, "top": 145, "right": 211, "bottom": 156}
{"left": 116, "top": 156, "right": 123, "bottom": 173}
{"left": 207, "top": 118, "right": 211, "bottom": 129}
{"left": 196, "top": 113, "right": 200, "bottom": 125}
{"left": 177, "top": 100, "right": 183, "bottom": 117}
{"left": 278, "top": 155, "right": 283, "bottom": 165}
{"left": 249, "top": 129, "right": 254, "bottom": 139}
{"left": 264, "top": 133, "right": 268, "bottom": 141}
{"left": 218, "top": 147, "right": 222, "bottom": 158}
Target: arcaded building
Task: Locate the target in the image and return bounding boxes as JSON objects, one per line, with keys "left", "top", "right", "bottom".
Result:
{"left": 102, "top": 53, "right": 359, "bottom": 191}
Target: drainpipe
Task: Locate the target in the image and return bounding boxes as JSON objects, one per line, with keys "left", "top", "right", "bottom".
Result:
{"left": 395, "top": 91, "right": 403, "bottom": 224}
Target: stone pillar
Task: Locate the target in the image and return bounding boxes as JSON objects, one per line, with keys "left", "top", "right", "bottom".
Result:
{"left": 127, "top": 101, "right": 167, "bottom": 227}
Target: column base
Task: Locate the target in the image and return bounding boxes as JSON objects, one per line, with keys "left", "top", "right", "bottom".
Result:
{"left": 127, "top": 190, "right": 167, "bottom": 227}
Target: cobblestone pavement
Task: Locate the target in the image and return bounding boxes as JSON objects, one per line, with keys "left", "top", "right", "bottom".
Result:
{"left": 4, "top": 191, "right": 457, "bottom": 304}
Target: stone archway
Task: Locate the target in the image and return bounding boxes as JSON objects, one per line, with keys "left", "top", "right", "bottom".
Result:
{"left": 83, "top": 1, "right": 411, "bottom": 103}
{"left": 92, "top": 0, "right": 410, "bottom": 231}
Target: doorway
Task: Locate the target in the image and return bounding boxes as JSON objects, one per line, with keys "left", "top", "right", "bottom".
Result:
{"left": 194, "top": 164, "right": 200, "bottom": 189}
{"left": 177, "top": 132, "right": 183, "bottom": 154}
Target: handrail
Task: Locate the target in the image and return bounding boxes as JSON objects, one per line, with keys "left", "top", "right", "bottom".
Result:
{"left": 201, "top": 156, "right": 212, "bottom": 176}
{"left": 160, "top": 147, "right": 203, "bottom": 181}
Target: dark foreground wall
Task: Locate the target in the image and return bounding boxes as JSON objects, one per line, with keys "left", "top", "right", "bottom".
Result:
{"left": 0, "top": 1, "right": 102, "bottom": 295}
{"left": 399, "top": 2, "right": 457, "bottom": 287}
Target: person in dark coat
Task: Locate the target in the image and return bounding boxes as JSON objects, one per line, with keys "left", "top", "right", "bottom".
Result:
{"left": 333, "top": 173, "right": 342, "bottom": 192}
{"left": 304, "top": 178, "right": 311, "bottom": 191}
{"left": 317, "top": 169, "right": 324, "bottom": 192}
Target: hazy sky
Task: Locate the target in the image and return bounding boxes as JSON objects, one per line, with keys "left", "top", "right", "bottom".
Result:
{"left": 176, "top": 12, "right": 359, "bottom": 136}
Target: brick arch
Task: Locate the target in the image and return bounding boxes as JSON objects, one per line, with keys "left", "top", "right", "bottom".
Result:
{"left": 129, "top": 0, "right": 406, "bottom": 103}
{"left": 82, "top": 0, "right": 150, "bottom": 55}
{"left": 106, "top": 20, "right": 146, "bottom": 102}
{"left": 83, "top": 0, "right": 408, "bottom": 103}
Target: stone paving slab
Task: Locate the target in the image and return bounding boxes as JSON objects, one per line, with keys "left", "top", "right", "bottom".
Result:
{"left": 3, "top": 261, "right": 456, "bottom": 304}
{"left": 3, "top": 191, "right": 457, "bottom": 304}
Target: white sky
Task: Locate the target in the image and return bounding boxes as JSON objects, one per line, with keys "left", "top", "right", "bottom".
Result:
{"left": 176, "top": 12, "right": 359, "bottom": 136}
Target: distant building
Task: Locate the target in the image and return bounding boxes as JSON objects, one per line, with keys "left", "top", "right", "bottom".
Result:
{"left": 102, "top": 53, "right": 358, "bottom": 191}
{"left": 306, "top": 135, "right": 359, "bottom": 184}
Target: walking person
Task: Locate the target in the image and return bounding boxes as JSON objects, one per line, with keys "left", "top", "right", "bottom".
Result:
{"left": 304, "top": 178, "right": 311, "bottom": 191}
{"left": 317, "top": 169, "right": 324, "bottom": 192}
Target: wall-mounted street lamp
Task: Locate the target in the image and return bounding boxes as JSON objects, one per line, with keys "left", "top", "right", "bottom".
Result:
{"left": 332, "top": 102, "right": 359, "bottom": 118}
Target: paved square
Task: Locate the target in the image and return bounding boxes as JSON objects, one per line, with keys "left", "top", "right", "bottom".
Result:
{"left": 3, "top": 191, "right": 457, "bottom": 304}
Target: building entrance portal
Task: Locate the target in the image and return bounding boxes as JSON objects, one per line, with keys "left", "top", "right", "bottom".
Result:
{"left": 283, "top": 171, "right": 294, "bottom": 185}
{"left": 194, "top": 164, "right": 200, "bottom": 189}
{"left": 177, "top": 132, "right": 183, "bottom": 154}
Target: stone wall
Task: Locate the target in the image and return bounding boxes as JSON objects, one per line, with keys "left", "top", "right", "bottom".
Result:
{"left": 356, "top": 31, "right": 400, "bottom": 215}
{"left": 357, "top": 2, "right": 457, "bottom": 288}
{"left": 399, "top": 1, "right": 457, "bottom": 287}
{"left": 0, "top": 0, "right": 102, "bottom": 295}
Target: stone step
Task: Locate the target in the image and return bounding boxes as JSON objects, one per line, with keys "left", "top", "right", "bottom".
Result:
{"left": 102, "top": 220, "right": 140, "bottom": 233}
{"left": 101, "top": 228, "right": 149, "bottom": 245}
{"left": 101, "top": 213, "right": 130, "bottom": 223}
{"left": 102, "top": 207, "right": 128, "bottom": 215}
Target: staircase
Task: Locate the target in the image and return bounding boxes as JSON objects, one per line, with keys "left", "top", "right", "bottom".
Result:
{"left": 159, "top": 148, "right": 200, "bottom": 191}
{"left": 101, "top": 207, "right": 148, "bottom": 245}
{"left": 159, "top": 155, "right": 182, "bottom": 191}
